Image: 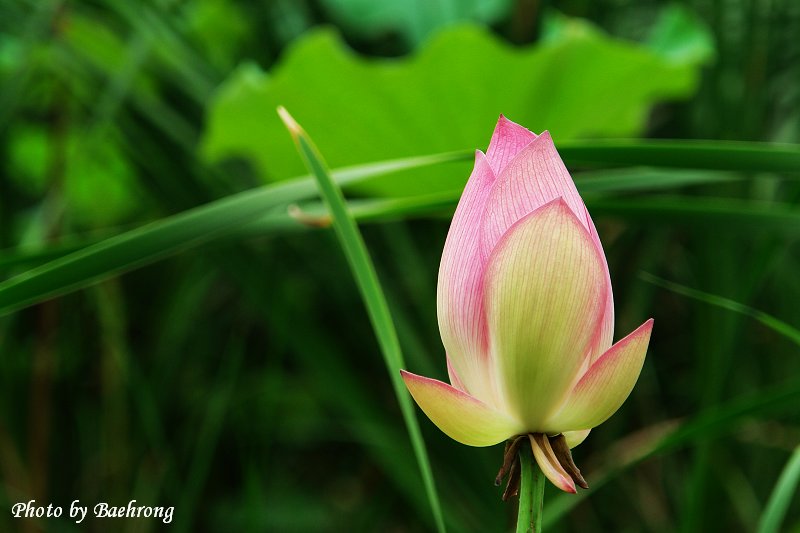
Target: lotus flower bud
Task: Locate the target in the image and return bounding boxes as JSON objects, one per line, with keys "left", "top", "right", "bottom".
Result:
{"left": 401, "top": 116, "right": 653, "bottom": 492}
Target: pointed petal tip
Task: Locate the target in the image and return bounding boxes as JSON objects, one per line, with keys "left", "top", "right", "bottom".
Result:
{"left": 546, "top": 317, "right": 653, "bottom": 430}
{"left": 639, "top": 318, "right": 655, "bottom": 338}
{"left": 536, "top": 196, "right": 591, "bottom": 230}
{"left": 401, "top": 372, "right": 523, "bottom": 447}
{"left": 479, "top": 124, "right": 592, "bottom": 256}
{"left": 493, "top": 114, "right": 535, "bottom": 136}
{"left": 486, "top": 115, "right": 537, "bottom": 174}
{"left": 469, "top": 149, "right": 493, "bottom": 177}
{"left": 525, "top": 129, "right": 560, "bottom": 154}
{"left": 533, "top": 195, "right": 569, "bottom": 214}
{"left": 555, "top": 474, "right": 578, "bottom": 494}
{"left": 629, "top": 317, "right": 655, "bottom": 339}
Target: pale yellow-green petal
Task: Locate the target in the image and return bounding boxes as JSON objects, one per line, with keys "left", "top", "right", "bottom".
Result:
{"left": 546, "top": 319, "right": 653, "bottom": 431}
{"left": 484, "top": 199, "right": 607, "bottom": 429}
{"left": 401, "top": 370, "right": 524, "bottom": 447}
{"left": 563, "top": 429, "right": 591, "bottom": 448}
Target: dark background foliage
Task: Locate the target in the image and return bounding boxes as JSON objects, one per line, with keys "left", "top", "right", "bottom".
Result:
{"left": 0, "top": 0, "right": 799, "bottom": 531}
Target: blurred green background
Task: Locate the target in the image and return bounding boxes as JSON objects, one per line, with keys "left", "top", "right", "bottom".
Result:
{"left": 1, "top": 0, "right": 799, "bottom": 531}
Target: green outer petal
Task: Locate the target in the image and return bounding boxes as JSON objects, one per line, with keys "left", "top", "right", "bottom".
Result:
{"left": 401, "top": 370, "right": 524, "bottom": 447}
{"left": 484, "top": 199, "right": 607, "bottom": 430}
{"left": 546, "top": 319, "right": 653, "bottom": 431}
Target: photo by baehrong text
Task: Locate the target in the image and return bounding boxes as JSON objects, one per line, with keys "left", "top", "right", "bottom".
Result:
{"left": 11, "top": 499, "right": 174, "bottom": 524}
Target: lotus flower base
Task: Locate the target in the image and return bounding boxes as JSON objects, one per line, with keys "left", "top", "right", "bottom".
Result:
{"left": 496, "top": 433, "right": 589, "bottom": 500}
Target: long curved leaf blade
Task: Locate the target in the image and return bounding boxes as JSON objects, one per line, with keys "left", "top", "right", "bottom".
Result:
{"left": 640, "top": 273, "right": 800, "bottom": 347}
{"left": 757, "top": 446, "right": 800, "bottom": 533}
{"left": 278, "top": 107, "right": 446, "bottom": 532}
{"left": 0, "top": 151, "right": 464, "bottom": 316}
{"left": 560, "top": 139, "right": 800, "bottom": 172}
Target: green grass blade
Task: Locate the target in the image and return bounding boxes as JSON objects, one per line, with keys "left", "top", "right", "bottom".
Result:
{"left": 574, "top": 168, "right": 741, "bottom": 193}
{"left": 0, "top": 179, "right": 309, "bottom": 316}
{"left": 277, "top": 107, "right": 446, "bottom": 533}
{"left": 281, "top": 168, "right": 744, "bottom": 224}
{"left": 0, "top": 171, "right": 757, "bottom": 274}
{"left": 757, "top": 446, "right": 800, "bottom": 533}
{"left": 588, "top": 196, "right": 800, "bottom": 233}
{"left": 5, "top": 191, "right": 798, "bottom": 318}
{"left": 640, "top": 272, "right": 800, "bottom": 347}
{"left": 339, "top": 138, "right": 800, "bottom": 179}
{"left": 0, "top": 242, "right": 89, "bottom": 270}
{"left": 0, "top": 152, "right": 465, "bottom": 317}
{"left": 559, "top": 139, "right": 800, "bottom": 171}
{"left": 2, "top": 138, "right": 796, "bottom": 317}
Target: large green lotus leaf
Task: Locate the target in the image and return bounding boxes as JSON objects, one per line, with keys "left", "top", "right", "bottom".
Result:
{"left": 202, "top": 23, "right": 705, "bottom": 196}
{"left": 318, "top": 0, "right": 513, "bottom": 47}
{"left": 646, "top": 4, "right": 715, "bottom": 65}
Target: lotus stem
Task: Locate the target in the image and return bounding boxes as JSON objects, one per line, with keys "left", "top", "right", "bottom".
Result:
{"left": 516, "top": 443, "right": 545, "bottom": 533}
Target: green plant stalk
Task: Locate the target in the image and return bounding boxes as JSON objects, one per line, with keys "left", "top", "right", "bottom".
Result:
{"left": 516, "top": 445, "right": 545, "bottom": 533}
{"left": 279, "top": 108, "right": 446, "bottom": 533}
{"left": 532, "top": 459, "right": 545, "bottom": 532}
{"left": 757, "top": 446, "right": 800, "bottom": 533}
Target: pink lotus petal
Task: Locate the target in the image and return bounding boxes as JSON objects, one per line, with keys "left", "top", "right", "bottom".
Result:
{"left": 437, "top": 151, "right": 501, "bottom": 406}
{"left": 482, "top": 131, "right": 615, "bottom": 369}
{"left": 481, "top": 131, "right": 591, "bottom": 261}
{"left": 485, "top": 115, "right": 537, "bottom": 175}
{"left": 401, "top": 370, "right": 524, "bottom": 447}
